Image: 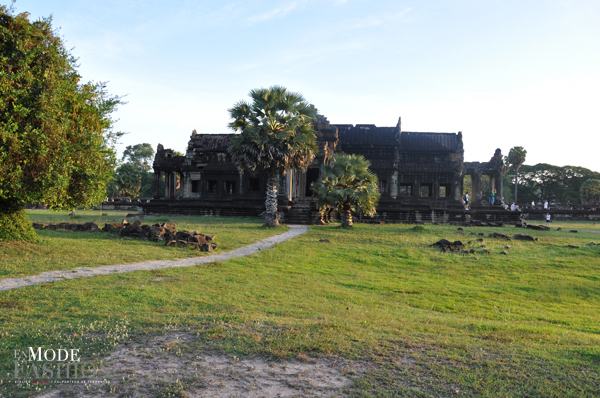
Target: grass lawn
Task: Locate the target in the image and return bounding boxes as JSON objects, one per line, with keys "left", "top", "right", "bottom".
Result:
{"left": 1, "top": 217, "right": 599, "bottom": 397}
{"left": 0, "top": 210, "right": 285, "bottom": 279}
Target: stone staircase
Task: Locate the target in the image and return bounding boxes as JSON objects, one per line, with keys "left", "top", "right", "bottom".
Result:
{"left": 280, "top": 199, "right": 321, "bottom": 225}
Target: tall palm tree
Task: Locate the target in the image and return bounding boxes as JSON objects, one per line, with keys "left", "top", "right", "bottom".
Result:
{"left": 314, "top": 154, "right": 380, "bottom": 228}
{"left": 508, "top": 146, "right": 527, "bottom": 204}
{"left": 228, "top": 86, "right": 318, "bottom": 227}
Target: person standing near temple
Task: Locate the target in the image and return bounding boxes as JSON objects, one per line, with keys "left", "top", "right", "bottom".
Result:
{"left": 490, "top": 189, "right": 495, "bottom": 206}
{"left": 546, "top": 213, "right": 551, "bottom": 226}
{"left": 544, "top": 200, "right": 548, "bottom": 210}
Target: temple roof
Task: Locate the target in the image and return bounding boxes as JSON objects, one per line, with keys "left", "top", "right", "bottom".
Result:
{"left": 400, "top": 132, "right": 462, "bottom": 152}
{"left": 334, "top": 125, "right": 398, "bottom": 146}
{"left": 190, "top": 134, "right": 234, "bottom": 151}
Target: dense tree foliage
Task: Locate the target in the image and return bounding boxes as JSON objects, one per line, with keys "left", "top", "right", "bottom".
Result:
{"left": 228, "top": 86, "right": 318, "bottom": 227}
{"left": 0, "top": 6, "right": 123, "bottom": 240}
{"left": 122, "top": 143, "right": 154, "bottom": 173}
{"left": 108, "top": 143, "right": 156, "bottom": 197}
{"left": 502, "top": 163, "right": 600, "bottom": 206}
{"left": 314, "top": 154, "right": 380, "bottom": 228}
{"left": 580, "top": 179, "right": 600, "bottom": 207}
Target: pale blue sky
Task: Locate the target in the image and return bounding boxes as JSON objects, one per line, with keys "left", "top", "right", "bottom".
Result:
{"left": 10, "top": 0, "right": 600, "bottom": 171}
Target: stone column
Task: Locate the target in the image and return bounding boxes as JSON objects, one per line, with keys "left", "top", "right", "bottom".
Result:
{"left": 154, "top": 171, "right": 161, "bottom": 199}
{"left": 164, "top": 173, "right": 170, "bottom": 199}
{"left": 414, "top": 178, "right": 421, "bottom": 197}
{"left": 472, "top": 172, "right": 482, "bottom": 205}
{"left": 239, "top": 172, "right": 244, "bottom": 195}
{"left": 390, "top": 171, "right": 398, "bottom": 199}
{"left": 171, "top": 172, "right": 177, "bottom": 199}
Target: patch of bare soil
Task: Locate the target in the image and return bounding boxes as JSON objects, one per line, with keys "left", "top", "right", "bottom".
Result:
{"left": 35, "top": 332, "right": 363, "bottom": 397}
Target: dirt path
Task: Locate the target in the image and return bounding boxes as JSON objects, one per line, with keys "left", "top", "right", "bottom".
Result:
{"left": 0, "top": 225, "right": 308, "bottom": 291}
{"left": 34, "top": 331, "right": 363, "bottom": 397}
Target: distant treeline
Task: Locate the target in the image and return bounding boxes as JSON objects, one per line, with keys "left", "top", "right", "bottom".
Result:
{"left": 501, "top": 164, "right": 600, "bottom": 205}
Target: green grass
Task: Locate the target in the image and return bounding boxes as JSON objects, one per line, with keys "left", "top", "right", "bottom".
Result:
{"left": 1, "top": 218, "right": 599, "bottom": 397}
{"left": 0, "top": 210, "right": 286, "bottom": 279}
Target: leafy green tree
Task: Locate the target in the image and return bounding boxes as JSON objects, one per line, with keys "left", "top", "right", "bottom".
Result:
{"left": 228, "top": 86, "right": 318, "bottom": 227}
{"left": 507, "top": 146, "right": 527, "bottom": 204}
{"left": 580, "top": 179, "right": 600, "bottom": 207}
{"left": 122, "top": 143, "right": 154, "bottom": 173}
{"left": 0, "top": 6, "right": 123, "bottom": 241}
{"left": 116, "top": 163, "right": 141, "bottom": 197}
{"left": 314, "top": 154, "right": 380, "bottom": 228}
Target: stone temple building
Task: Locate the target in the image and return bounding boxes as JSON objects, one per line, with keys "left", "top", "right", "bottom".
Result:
{"left": 144, "top": 116, "right": 508, "bottom": 224}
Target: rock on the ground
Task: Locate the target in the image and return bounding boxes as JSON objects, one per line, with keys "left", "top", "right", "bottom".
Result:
{"left": 512, "top": 234, "right": 535, "bottom": 241}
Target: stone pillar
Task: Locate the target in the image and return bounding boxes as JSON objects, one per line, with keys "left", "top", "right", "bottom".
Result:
{"left": 472, "top": 172, "right": 482, "bottom": 205}
{"left": 239, "top": 172, "right": 244, "bottom": 195}
{"left": 390, "top": 171, "right": 398, "bottom": 199}
{"left": 299, "top": 171, "right": 306, "bottom": 198}
{"left": 490, "top": 174, "right": 496, "bottom": 193}
{"left": 164, "top": 173, "right": 170, "bottom": 199}
{"left": 414, "top": 178, "right": 421, "bottom": 197}
{"left": 433, "top": 180, "right": 440, "bottom": 199}
{"left": 182, "top": 172, "right": 190, "bottom": 198}
{"left": 171, "top": 172, "right": 177, "bottom": 199}
{"left": 154, "top": 171, "right": 161, "bottom": 199}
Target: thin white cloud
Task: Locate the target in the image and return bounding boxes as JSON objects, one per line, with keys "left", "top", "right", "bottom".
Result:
{"left": 247, "top": 0, "right": 308, "bottom": 23}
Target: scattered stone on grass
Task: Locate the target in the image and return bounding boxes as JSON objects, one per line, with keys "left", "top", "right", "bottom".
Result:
{"left": 319, "top": 239, "right": 331, "bottom": 243}
{"left": 557, "top": 227, "right": 563, "bottom": 231}
{"left": 32, "top": 220, "right": 219, "bottom": 251}
{"left": 570, "top": 230, "right": 578, "bottom": 233}
{"left": 568, "top": 245, "right": 580, "bottom": 249}
{"left": 526, "top": 224, "right": 550, "bottom": 231}
{"left": 512, "top": 234, "right": 535, "bottom": 241}
{"left": 588, "top": 242, "right": 597, "bottom": 246}
{"left": 505, "top": 245, "right": 512, "bottom": 249}
{"left": 431, "top": 239, "right": 465, "bottom": 252}
{"left": 488, "top": 232, "right": 508, "bottom": 239}
{"left": 500, "top": 250, "right": 509, "bottom": 255}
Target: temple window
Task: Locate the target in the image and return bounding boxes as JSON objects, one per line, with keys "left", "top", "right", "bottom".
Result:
{"left": 191, "top": 180, "right": 200, "bottom": 193}
{"left": 399, "top": 184, "right": 412, "bottom": 196}
{"left": 248, "top": 178, "right": 260, "bottom": 192}
{"left": 225, "top": 181, "right": 236, "bottom": 194}
{"left": 379, "top": 179, "right": 388, "bottom": 194}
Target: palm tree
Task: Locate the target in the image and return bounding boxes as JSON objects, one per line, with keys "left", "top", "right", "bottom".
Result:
{"left": 228, "top": 86, "right": 318, "bottom": 227}
{"left": 314, "top": 154, "right": 380, "bottom": 228}
{"left": 507, "top": 146, "right": 527, "bottom": 204}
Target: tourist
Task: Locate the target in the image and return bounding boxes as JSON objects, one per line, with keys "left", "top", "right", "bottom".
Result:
{"left": 531, "top": 201, "right": 536, "bottom": 210}
{"left": 464, "top": 192, "right": 469, "bottom": 207}
{"left": 544, "top": 200, "right": 548, "bottom": 210}
{"left": 490, "top": 190, "right": 495, "bottom": 206}
{"left": 511, "top": 202, "right": 516, "bottom": 211}
{"left": 546, "top": 213, "right": 551, "bottom": 226}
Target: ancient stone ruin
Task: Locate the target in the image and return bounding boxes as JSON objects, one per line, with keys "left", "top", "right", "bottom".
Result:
{"left": 145, "top": 115, "right": 518, "bottom": 225}
{"left": 32, "top": 220, "right": 218, "bottom": 251}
